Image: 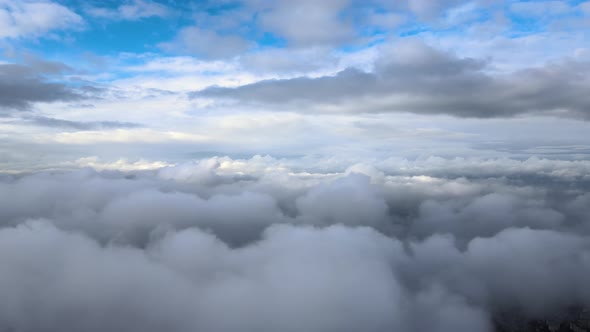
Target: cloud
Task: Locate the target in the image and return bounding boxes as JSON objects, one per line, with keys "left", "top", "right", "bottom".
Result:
{"left": 371, "top": 0, "right": 491, "bottom": 23}
{"left": 23, "top": 115, "right": 143, "bottom": 130}
{"left": 509, "top": 1, "right": 573, "bottom": 18}
{"left": 366, "top": 11, "right": 406, "bottom": 30}
{"left": 239, "top": 47, "right": 339, "bottom": 74}
{"left": 192, "top": 41, "right": 590, "bottom": 119}
{"left": 406, "top": 0, "right": 466, "bottom": 20}
{"left": 254, "top": 0, "right": 356, "bottom": 47}
{"left": 295, "top": 173, "right": 389, "bottom": 227}
{"left": 48, "top": 128, "right": 211, "bottom": 144}
{"left": 72, "top": 156, "right": 171, "bottom": 171}
{"left": 160, "top": 26, "right": 251, "bottom": 59}
{"left": 0, "top": 220, "right": 495, "bottom": 332}
{"left": 3, "top": 2, "right": 590, "bottom": 329}
{"left": 1, "top": 155, "right": 590, "bottom": 330}
{"left": 0, "top": 64, "right": 81, "bottom": 112}
{"left": 85, "top": 0, "right": 171, "bottom": 21}
{"left": 20, "top": 53, "right": 73, "bottom": 74}
{"left": 0, "top": 0, "right": 84, "bottom": 39}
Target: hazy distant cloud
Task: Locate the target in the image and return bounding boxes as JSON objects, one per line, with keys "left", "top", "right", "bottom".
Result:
{"left": 85, "top": 0, "right": 171, "bottom": 21}
{"left": 254, "top": 0, "right": 356, "bottom": 47}
{"left": 240, "top": 47, "right": 338, "bottom": 74}
{"left": 23, "top": 116, "right": 143, "bottom": 130}
{"left": 0, "top": 64, "right": 81, "bottom": 112}
{"left": 17, "top": 53, "right": 74, "bottom": 74}
{"left": 3, "top": 154, "right": 590, "bottom": 243}
{"left": 73, "top": 156, "right": 171, "bottom": 171}
{"left": 366, "top": 11, "right": 406, "bottom": 30}
{"left": 0, "top": 0, "right": 84, "bottom": 39}
{"left": 509, "top": 1, "right": 572, "bottom": 17}
{"left": 369, "top": 0, "right": 489, "bottom": 23}
{"left": 192, "top": 41, "right": 590, "bottom": 119}
{"left": 406, "top": 0, "right": 466, "bottom": 20}
{"left": 160, "top": 26, "right": 251, "bottom": 59}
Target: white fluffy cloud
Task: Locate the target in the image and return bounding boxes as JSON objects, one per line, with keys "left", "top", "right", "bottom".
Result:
{"left": 0, "top": 0, "right": 84, "bottom": 39}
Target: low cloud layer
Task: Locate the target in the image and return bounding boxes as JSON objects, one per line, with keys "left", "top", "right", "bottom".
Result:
{"left": 1, "top": 156, "right": 590, "bottom": 331}
{"left": 192, "top": 42, "right": 590, "bottom": 119}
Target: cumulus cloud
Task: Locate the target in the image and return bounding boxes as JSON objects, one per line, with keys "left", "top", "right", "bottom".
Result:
{"left": 1, "top": 155, "right": 590, "bottom": 331}
{"left": 192, "top": 41, "right": 590, "bottom": 119}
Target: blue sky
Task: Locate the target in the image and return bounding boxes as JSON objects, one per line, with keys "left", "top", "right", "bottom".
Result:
{"left": 1, "top": 0, "right": 590, "bottom": 171}
{"left": 6, "top": 0, "right": 589, "bottom": 62}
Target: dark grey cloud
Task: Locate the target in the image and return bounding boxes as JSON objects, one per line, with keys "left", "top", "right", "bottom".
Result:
{"left": 194, "top": 67, "right": 377, "bottom": 103}
{"left": 0, "top": 64, "right": 81, "bottom": 113}
{"left": 1, "top": 156, "right": 590, "bottom": 331}
{"left": 192, "top": 42, "right": 590, "bottom": 119}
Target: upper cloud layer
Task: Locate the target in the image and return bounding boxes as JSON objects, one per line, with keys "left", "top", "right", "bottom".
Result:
{"left": 192, "top": 41, "right": 590, "bottom": 119}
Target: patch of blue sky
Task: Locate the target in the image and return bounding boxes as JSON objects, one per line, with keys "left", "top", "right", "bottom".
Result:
{"left": 507, "top": 19, "right": 549, "bottom": 37}
{"left": 251, "top": 32, "right": 288, "bottom": 50}
{"left": 199, "top": 0, "right": 243, "bottom": 15}
{"left": 13, "top": 18, "right": 183, "bottom": 68}
{"left": 505, "top": 1, "right": 588, "bottom": 36}
{"left": 76, "top": 18, "right": 180, "bottom": 54}
{"left": 563, "top": 0, "right": 589, "bottom": 5}
{"left": 7, "top": 0, "right": 589, "bottom": 69}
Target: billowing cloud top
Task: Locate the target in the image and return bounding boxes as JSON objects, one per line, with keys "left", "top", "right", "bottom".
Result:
{"left": 2, "top": 155, "right": 590, "bottom": 331}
